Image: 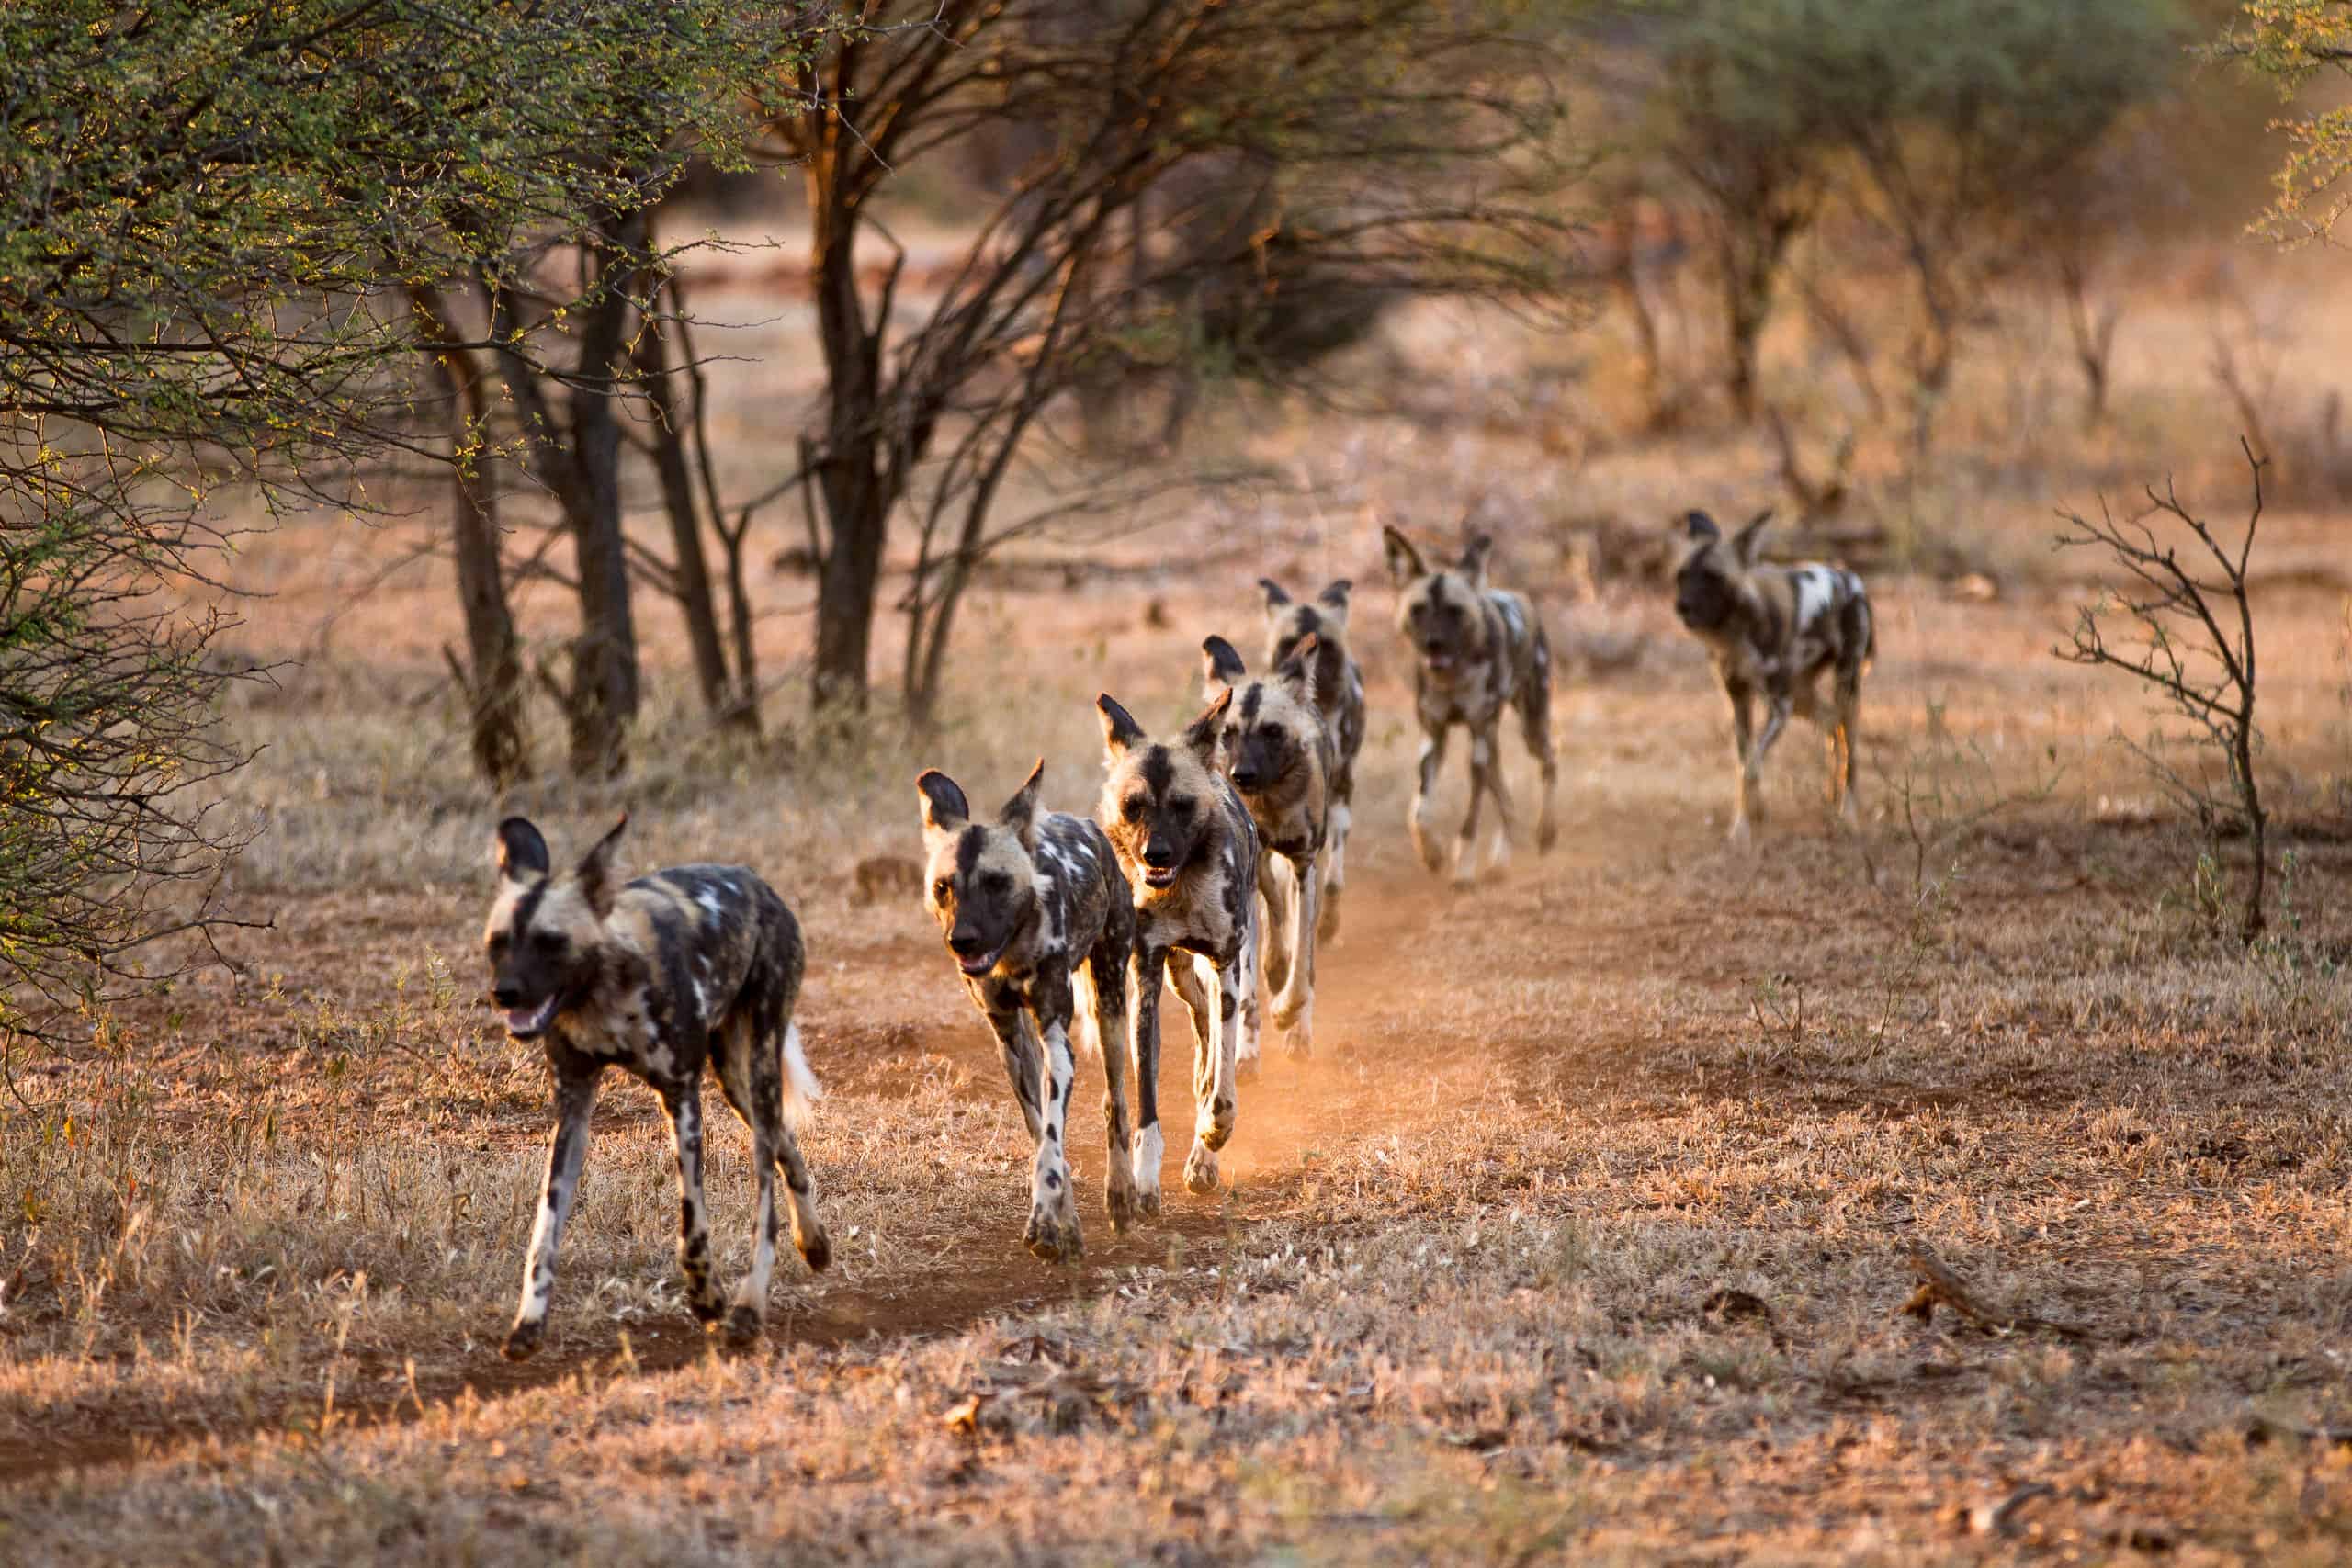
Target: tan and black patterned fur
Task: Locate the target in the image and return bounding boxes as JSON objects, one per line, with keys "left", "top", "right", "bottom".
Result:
{"left": 917, "top": 761, "right": 1138, "bottom": 1262}
{"left": 1382, "top": 525, "right": 1560, "bottom": 885}
{"left": 1200, "top": 632, "right": 1331, "bottom": 1067}
{"left": 1258, "top": 578, "right": 1365, "bottom": 941}
{"left": 482, "top": 817, "right": 827, "bottom": 1360}
{"left": 1096, "top": 693, "right": 1261, "bottom": 1201}
{"left": 1673, "top": 508, "right": 1875, "bottom": 845}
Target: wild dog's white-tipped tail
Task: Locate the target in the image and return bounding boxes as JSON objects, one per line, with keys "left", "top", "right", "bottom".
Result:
{"left": 1069, "top": 962, "right": 1104, "bottom": 1061}
{"left": 783, "top": 1021, "right": 823, "bottom": 1125}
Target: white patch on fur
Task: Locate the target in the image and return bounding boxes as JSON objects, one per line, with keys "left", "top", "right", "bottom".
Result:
{"left": 1069, "top": 963, "right": 1104, "bottom": 1060}
{"left": 1792, "top": 568, "right": 1835, "bottom": 635}
{"left": 783, "top": 1021, "right": 823, "bottom": 1124}
{"left": 1471, "top": 735, "right": 1493, "bottom": 767}
{"left": 697, "top": 889, "right": 723, "bottom": 919}
{"left": 1132, "top": 1122, "right": 1165, "bottom": 1196}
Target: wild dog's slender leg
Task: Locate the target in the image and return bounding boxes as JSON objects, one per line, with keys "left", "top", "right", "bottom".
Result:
{"left": 1408, "top": 726, "right": 1451, "bottom": 875}
{"left": 1318, "top": 797, "right": 1350, "bottom": 943}
{"left": 1170, "top": 953, "right": 1230, "bottom": 1194}
{"left": 1833, "top": 651, "right": 1863, "bottom": 823}
{"left": 1457, "top": 722, "right": 1514, "bottom": 886}
{"left": 1126, "top": 941, "right": 1167, "bottom": 1217}
{"left": 984, "top": 997, "right": 1046, "bottom": 1142}
{"left": 1257, "top": 854, "right": 1292, "bottom": 1001}
{"left": 1521, "top": 631, "right": 1560, "bottom": 854}
{"left": 503, "top": 1057, "right": 601, "bottom": 1360}
{"left": 657, "top": 1072, "right": 726, "bottom": 1326}
{"left": 1022, "top": 976, "right": 1082, "bottom": 1263}
{"left": 1724, "top": 675, "right": 1758, "bottom": 847}
{"left": 1272, "top": 849, "right": 1317, "bottom": 1059}
{"left": 770, "top": 1021, "right": 829, "bottom": 1272}
{"left": 1087, "top": 942, "right": 1137, "bottom": 1231}
{"left": 1747, "top": 680, "right": 1794, "bottom": 816}
{"left": 709, "top": 1020, "right": 777, "bottom": 1343}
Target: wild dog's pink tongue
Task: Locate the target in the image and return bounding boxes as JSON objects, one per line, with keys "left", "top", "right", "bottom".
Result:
{"left": 505, "top": 998, "right": 555, "bottom": 1033}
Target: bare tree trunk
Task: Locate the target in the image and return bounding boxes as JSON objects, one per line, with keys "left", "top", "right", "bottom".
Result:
{"left": 635, "top": 272, "right": 750, "bottom": 730}
{"left": 407, "top": 286, "right": 528, "bottom": 786}
{"left": 560, "top": 211, "right": 647, "bottom": 776}
{"left": 806, "top": 121, "right": 897, "bottom": 714}
{"left": 2057, "top": 251, "right": 2119, "bottom": 433}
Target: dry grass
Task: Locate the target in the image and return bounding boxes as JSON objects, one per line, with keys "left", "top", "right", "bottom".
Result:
{"left": 6, "top": 225, "right": 2352, "bottom": 1562}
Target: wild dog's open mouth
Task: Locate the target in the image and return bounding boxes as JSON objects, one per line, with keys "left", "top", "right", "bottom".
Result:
{"left": 503, "top": 996, "right": 560, "bottom": 1038}
{"left": 1423, "top": 649, "right": 1455, "bottom": 671}
{"left": 1143, "top": 866, "right": 1178, "bottom": 889}
{"left": 957, "top": 942, "right": 1007, "bottom": 976}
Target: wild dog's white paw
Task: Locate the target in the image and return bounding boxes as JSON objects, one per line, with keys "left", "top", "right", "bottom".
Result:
{"left": 1838, "top": 792, "right": 1859, "bottom": 826}
{"left": 1317, "top": 886, "right": 1342, "bottom": 944}
{"left": 1486, "top": 827, "right": 1513, "bottom": 879}
{"left": 1277, "top": 999, "right": 1312, "bottom": 1060}
{"left": 1451, "top": 837, "right": 1479, "bottom": 888}
{"left": 1183, "top": 1138, "right": 1220, "bottom": 1195}
{"left": 1234, "top": 1055, "right": 1261, "bottom": 1085}
{"left": 1199, "top": 1089, "right": 1237, "bottom": 1152}
{"left": 1727, "top": 814, "right": 1754, "bottom": 852}
{"left": 1130, "top": 1123, "right": 1165, "bottom": 1217}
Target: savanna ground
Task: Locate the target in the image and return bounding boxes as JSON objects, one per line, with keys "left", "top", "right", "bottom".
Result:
{"left": 6, "top": 218, "right": 2352, "bottom": 1563}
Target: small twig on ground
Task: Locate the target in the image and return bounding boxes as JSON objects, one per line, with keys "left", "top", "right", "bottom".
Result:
{"left": 1896, "top": 1247, "right": 2098, "bottom": 1342}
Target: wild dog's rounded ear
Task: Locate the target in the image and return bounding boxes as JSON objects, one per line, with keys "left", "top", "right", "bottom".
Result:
{"left": 575, "top": 811, "right": 628, "bottom": 920}
{"left": 916, "top": 769, "right": 970, "bottom": 835}
{"left": 1201, "top": 634, "right": 1247, "bottom": 696}
{"left": 1315, "top": 579, "right": 1353, "bottom": 617}
{"left": 1731, "top": 508, "right": 1774, "bottom": 569}
{"left": 1274, "top": 630, "right": 1322, "bottom": 707}
{"left": 1182, "top": 686, "right": 1233, "bottom": 764}
{"left": 1459, "top": 532, "right": 1495, "bottom": 592}
{"left": 999, "top": 759, "right": 1046, "bottom": 852}
{"left": 1097, "top": 694, "right": 1147, "bottom": 759}
{"left": 1257, "top": 577, "right": 1292, "bottom": 611}
{"left": 1381, "top": 525, "right": 1426, "bottom": 588}
{"left": 493, "top": 817, "right": 550, "bottom": 882}
{"left": 1683, "top": 510, "right": 1722, "bottom": 543}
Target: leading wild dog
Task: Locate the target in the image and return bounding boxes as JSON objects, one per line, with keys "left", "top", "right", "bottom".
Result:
{"left": 1256, "top": 578, "right": 1366, "bottom": 942}
{"left": 1673, "top": 508, "right": 1875, "bottom": 846}
{"left": 916, "top": 761, "right": 1138, "bottom": 1261}
{"left": 1199, "top": 632, "right": 1331, "bottom": 1066}
{"left": 1382, "top": 525, "right": 1560, "bottom": 884}
{"left": 1096, "top": 693, "right": 1261, "bottom": 1199}
{"left": 482, "top": 817, "right": 827, "bottom": 1359}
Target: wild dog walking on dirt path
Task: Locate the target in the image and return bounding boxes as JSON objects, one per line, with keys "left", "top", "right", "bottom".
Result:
{"left": 1096, "top": 693, "right": 1261, "bottom": 1199}
{"left": 1381, "top": 525, "right": 1560, "bottom": 885}
{"left": 1257, "top": 578, "right": 1366, "bottom": 942}
{"left": 1199, "top": 632, "right": 1332, "bottom": 1067}
{"left": 482, "top": 816, "right": 828, "bottom": 1359}
{"left": 1672, "top": 508, "right": 1875, "bottom": 846}
{"left": 916, "top": 761, "right": 1139, "bottom": 1261}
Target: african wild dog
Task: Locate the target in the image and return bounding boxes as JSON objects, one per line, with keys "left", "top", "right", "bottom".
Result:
{"left": 1673, "top": 508, "right": 1875, "bottom": 846}
{"left": 916, "top": 761, "right": 1138, "bottom": 1261}
{"left": 1382, "top": 525, "right": 1560, "bottom": 885}
{"left": 1199, "top": 632, "right": 1331, "bottom": 1066}
{"left": 1096, "top": 692, "right": 1261, "bottom": 1199}
{"left": 482, "top": 816, "right": 827, "bottom": 1359}
{"left": 1257, "top": 578, "right": 1366, "bottom": 942}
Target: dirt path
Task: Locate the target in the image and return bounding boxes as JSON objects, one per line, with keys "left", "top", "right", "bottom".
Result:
{"left": 0, "top": 863, "right": 1470, "bottom": 1485}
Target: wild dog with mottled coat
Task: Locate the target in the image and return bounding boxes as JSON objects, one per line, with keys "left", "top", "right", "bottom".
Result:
{"left": 482, "top": 817, "right": 827, "bottom": 1359}
{"left": 1096, "top": 693, "right": 1261, "bottom": 1199}
{"left": 1382, "top": 525, "right": 1560, "bottom": 885}
{"left": 1673, "top": 508, "right": 1875, "bottom": 846}
{"left": 1199, "top": 632, "right": 1331, "bottom": 1066}
{"left": 1256, "top": 578, "right": 1365, "bottom": 942}
{"left": 916, "top": 761, "right": 1138, "bottom": 1261}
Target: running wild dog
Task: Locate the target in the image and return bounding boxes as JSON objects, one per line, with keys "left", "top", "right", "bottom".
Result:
{"left": 916, "top": 761, "right": 1139, "bottom": 1261}
{"left": 1257, "top": 578, "right": 1365, "bottom": 942}
{"left": 1672, "top": 508, "right": 1875, "bottom": 845}
{"left": 1096, "top": 693, "right": 1261, "bottom": 1197}
{"left": 482, "top": 817, "right": 827, "bottom": 1359}
{"left": 1199, "top": 632, "right": 1331, "bottom": 1066}
{"left": 1381, "top": 525, "right": 1560, "bottom": 884}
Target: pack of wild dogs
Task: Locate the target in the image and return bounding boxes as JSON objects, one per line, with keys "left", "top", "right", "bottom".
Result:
{"left": 477, "top": 508, "right": 1874, "bottom": 1357}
